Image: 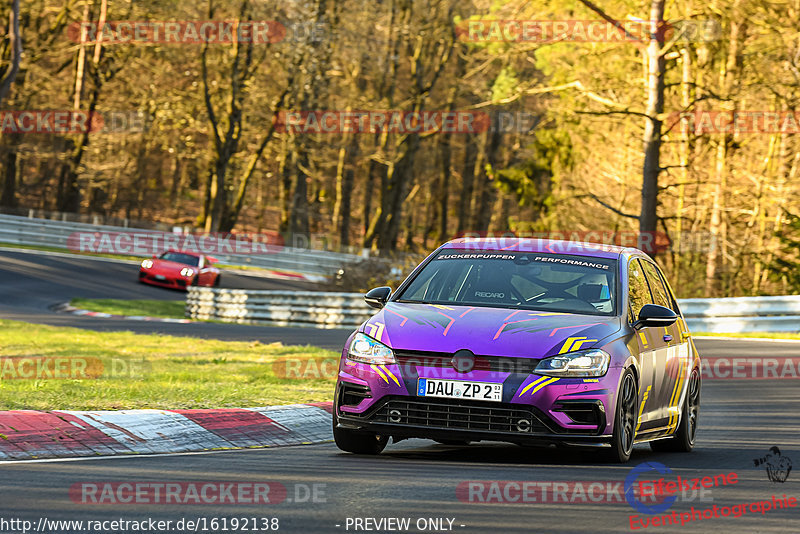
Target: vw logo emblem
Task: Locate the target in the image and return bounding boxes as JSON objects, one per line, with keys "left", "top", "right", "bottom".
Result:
{"left": 451, "top": 350, "right": 475, "bottom": 373}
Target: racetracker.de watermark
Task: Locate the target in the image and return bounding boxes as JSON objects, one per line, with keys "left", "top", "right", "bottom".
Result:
{"left": 273, "top": 357, "right": 339, "bottom": 380}
{"left": 0, "top": 357, "right": 148, "bottom": 380}
{"left": 669, "top": 110, "right": 800, "bottom": 134}
{"left": 67, "top": 21, "right": 286, "bottom": 44}
{"left": 67, "top": 231, "right": 283, "bottom": 256}
{"left": 455, "top": 230, "right": 717, "bottom": 255}
{"left": 456, "top": 19, "right": 720, "bottom": 43}
{"left": 0, "top": 110, "right": 148, "bottom": 134}
{"left": 699, "top": 357, "right": 800, "bottom": 380}
{"left": 70, "top": 482, "right": 325, "bottom": 505}
{"left": 456, "top": 480, "right": 712, "bottom": 505}
{"left": 273, "top": 110, "right": 541, "bottom": 135}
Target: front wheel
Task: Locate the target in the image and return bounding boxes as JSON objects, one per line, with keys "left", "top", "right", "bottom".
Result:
{"left": 606, "top": 369, "right": 638, "bottom": 463}
{"left": 651, "top": 369, "right": 700, "bottom": 453}
{"left": 333, "top": 411, "right": 388, "bottom": 455}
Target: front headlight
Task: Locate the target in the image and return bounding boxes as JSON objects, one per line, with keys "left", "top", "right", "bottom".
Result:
{"left": 180, "top": 267, "right": 195, "bottom": 277}
{"left": 141, "top": 259, "right": 153, "bottom": 269}
{"left": 347, "top": 332, "right": 395, "bottom": 365}
{"left": 535, "top": 349, "right": 610, "bottom": 377}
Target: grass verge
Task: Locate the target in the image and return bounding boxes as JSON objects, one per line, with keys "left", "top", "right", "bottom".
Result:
{"left": 0, "top": 319, "right": 338, "bottom": 410}
{"left": 694, "top": 332, "right": 800, "bottom": 340}
{"left": 70, "top": 298, "right": 185, "bottom": 319}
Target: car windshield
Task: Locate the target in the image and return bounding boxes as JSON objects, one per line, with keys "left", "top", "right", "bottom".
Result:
{"left": 395, "top": 249, "right": 617, "bottom": 316}
{"left": 159, "top": 252, "right": 200, "bottom": 266}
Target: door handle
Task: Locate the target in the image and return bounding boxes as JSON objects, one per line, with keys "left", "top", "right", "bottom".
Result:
{"left": 663, "top": 335, "right": 673, "bottom": 342}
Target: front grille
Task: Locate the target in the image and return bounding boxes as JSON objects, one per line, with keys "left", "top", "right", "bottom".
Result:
{"left": 394, "top": 350, "right": 538, "bottom": 374}
{"left": 371, "top": 398, "right": 550, "bottom": 434}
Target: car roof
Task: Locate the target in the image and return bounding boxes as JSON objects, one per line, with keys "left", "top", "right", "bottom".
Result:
{"left": 441, "top": 237, "right": 644, "bottom": 260}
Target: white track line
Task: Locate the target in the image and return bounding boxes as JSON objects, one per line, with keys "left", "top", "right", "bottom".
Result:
{"left": 0, "top": 441, "right": 333, "bottom": 465}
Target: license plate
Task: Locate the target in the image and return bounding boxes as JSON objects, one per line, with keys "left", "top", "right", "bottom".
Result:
{"left": 417, "top": 378, "right": 503, "bottom": 402}
{"left": 154, "top": 275, "right": 166, "bottom": 281}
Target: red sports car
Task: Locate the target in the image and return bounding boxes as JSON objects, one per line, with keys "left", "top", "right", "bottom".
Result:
{"left": 138, "top": 250, "right": 220, "bottom": 290}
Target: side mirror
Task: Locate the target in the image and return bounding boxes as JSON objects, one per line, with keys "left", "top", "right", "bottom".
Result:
{"left": 635, "top": 304, "right": 678, "bottom": 329}
{"left": 365, "top": 286, "right": 392, "bottom": 309}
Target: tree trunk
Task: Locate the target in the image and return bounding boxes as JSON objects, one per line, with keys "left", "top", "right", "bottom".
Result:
{"left": 278, "top": 139, "right": 293, "bottom": 234}
{"left": 0, "top": 0, "right": 22, "bottom": 106}
{"left": 475, "top": 128, "right": 501, "bottom": 233}
{"left": 457, "top": 134, "right": 477, "bottom": 234}
{"left": 639, "top": 0, "right": 666, "bottom": 249}
{"left": 705, "top": 7, "right": 744, "bottom": 294}
{"left": 289, "top": 146, "right": 310, "bottom": 239}
{"left": 333, "top": 133, "right": 358, "bottom": 247}
{"left": 0, "top": 133, "right": 20, "bottom": 207}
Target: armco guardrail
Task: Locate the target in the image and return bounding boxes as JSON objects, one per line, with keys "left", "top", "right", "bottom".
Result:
{"left": 0, "top": 213, "right": 362, "bottom": 279}
{"left": 186, "top": 288, "right": 372, "bottom": 329}
{"left": 680, "top": 295, "right": 800, "bottom": 333}
{"left": 186, "top": 288, "right": 800, "bottom": 333}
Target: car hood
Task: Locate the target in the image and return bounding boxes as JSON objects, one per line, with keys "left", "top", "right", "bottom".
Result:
{"left": 360, "top": 302, "right": 621, "bottom": 358}
{"left": 151, "top": 260, "right": 195, "bottom": 274}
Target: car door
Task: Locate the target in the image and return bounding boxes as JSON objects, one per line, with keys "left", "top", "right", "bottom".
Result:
{"left": 627, "top": 257, "right": 671, "bottom": 431}
{"left": 196, "top": 256, "right": 212, "bottom": 285}
{"left": 642, "top": 260, "right": 691, "bottom": 432}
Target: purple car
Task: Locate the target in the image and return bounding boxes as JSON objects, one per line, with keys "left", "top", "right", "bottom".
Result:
{"left": 333, "top": 238, "right": 702, "bottom": 462}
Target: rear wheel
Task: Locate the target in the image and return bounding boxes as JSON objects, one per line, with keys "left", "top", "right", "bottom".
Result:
{"left": 650, "top": 369, "right": 700, "bottom": 453}
{"left": 606, "top": 369, "right": 637, "bottom": 463}
{"left": 333, "top": 411, "right": 388, "bottom": 455}
{"left": 213, "top": 274, "right": 221, "bottom": 287}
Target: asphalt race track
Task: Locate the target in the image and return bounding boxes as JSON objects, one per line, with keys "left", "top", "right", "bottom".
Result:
{"left": 1, "top": 248, "right": 799, "bottom": 533}
{"left": 0, "top": 341, "right": 799, "bottom": 534}
{"left": 0, "top": 249, "right": 352, "bottom": 349}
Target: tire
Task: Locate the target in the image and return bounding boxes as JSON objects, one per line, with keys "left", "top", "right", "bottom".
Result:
{"left": 333, "top": 411, "right": 388, "bottom": 455}
{"left": 650, "top": 368, "right": 700, "bottom": 453}
{"left": 213, "top": 274, "right": 221, "bottom": 287}
{"left": 606, "top": 368, "right": 638, "bottom": 463}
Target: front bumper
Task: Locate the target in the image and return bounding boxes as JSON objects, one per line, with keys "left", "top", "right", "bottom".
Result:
{"left": 336, "top": 394, "right": 611, "bottom": 445}
{"left": 335, "top": 356, "right": 622, "bottom": 445}
{"left": 139, "top": 270, "right": 190, "bottom": 289}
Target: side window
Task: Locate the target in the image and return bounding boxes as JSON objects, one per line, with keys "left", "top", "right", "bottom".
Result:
{"left": 628, "top": 259, "right": 652, "bottom": 323}
{"left": 640, "top": 260, "right": 672, "bottom": 310}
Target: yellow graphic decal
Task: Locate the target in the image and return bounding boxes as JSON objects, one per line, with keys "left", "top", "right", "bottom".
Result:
{"left": 380, "top": 365, "right": 401, "bottom": 387}
{"left": 517, "top": 376, "right": 560, "bottom": 397}
{"left": 370, "top": 364, "right": 389, "bottom": 383}
{"left": 583, "top": 379, "right": 599, "bottom": 383}
{"left": 635, "top": 385, "right": 652, "bottom": 434}
{"left": 638, "top": 331, "right": 649, "bottom": 348}
{"left": 518, "top": 376, "right": 549, "bottom": 397}
{"left": 667, "top": 347, "right": 687, "bottom": 431}
{"left": 530, "top": 377, "right": 560, "bottom": 395}
{"left": 429, "top": 304, "right": 455, "bottom": 311}
{"left": 365, "top": 322, "right": 386, "bottom": 342}
{"left": 559, "top": 336, "right": 598, "bottom": 354}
